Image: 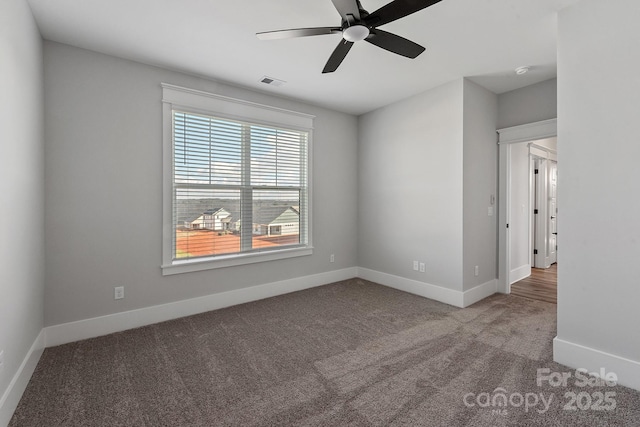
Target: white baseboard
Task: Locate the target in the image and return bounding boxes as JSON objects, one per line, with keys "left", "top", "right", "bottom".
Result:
{"left": 357, "top": 268, "right": 497, "bottom": 308}
{"left": 510, "top": 264, "right": 531, "bottom": 285}
{"left": 357, "top": 268, "right": 461, "bottom": 308}
{"left": 463, "top": 279, "right": 498, "bottom": 307}
{"left": 43, "top": 265, "right": 498, "bottom": 348}
{"left": 554, "top": 337, "right": 640, "bottom": 392}
{"left": 45, "top": 267, "right": 358, "bottom": 347}
{"left": 0, "top": 331, "right": 45, "bottom": 427}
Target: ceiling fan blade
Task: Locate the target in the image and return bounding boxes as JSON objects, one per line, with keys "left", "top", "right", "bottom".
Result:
{"left": 331, "top": 0, "right": 361, "bottom": 22}
{"left": 365, "top": 29, "right": 425, "bottom": 58}
{"left": 365, "top": 0, "right": 442, "bottom": 28}
{"left": 257, "top": 27, "right": 341, "bottom": 40}
{"left": 322, "top": 40, "right": 354, "bottom": 73}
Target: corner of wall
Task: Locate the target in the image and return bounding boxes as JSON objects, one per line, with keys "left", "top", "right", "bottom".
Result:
{"left": 0, "top": 0, "right": 46, "bottom": 423}
{"left": 462, "top": 79, "right": 498, "bottom": 292}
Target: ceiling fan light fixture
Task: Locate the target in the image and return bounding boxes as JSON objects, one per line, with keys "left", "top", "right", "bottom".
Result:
{"left": 343, "top": 25, "right": 370, "bottom": 42}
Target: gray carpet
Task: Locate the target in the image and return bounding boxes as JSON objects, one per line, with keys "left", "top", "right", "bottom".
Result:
{"left": 9, "top": 279, "right": 640, "bottom": 426}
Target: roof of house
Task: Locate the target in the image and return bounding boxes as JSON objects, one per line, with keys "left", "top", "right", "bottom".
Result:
{"left": 253, "top": 206, "right": 299, "bottom": 226}
{"left": 202, "top": 208, "right": 228, "bottom": 216}
{"left": 175, "top": 200, "right": 240, "bottom": 225}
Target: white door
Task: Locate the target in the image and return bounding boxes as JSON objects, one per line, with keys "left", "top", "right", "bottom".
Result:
{"left": 533, "top": 158, "right": 548, "bottom": 268}
{"left": 548, "top": 161, "right": 558, "bottom": 265}
{"left": 533, "top": 158, "right": 558, "bottom": 268}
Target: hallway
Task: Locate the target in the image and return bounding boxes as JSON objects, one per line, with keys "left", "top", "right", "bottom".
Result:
{"left": 511, "top": 264, "right": 557, "bottom": 304}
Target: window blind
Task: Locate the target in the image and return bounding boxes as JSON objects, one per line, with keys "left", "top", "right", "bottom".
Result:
{"left": 172, "top": 110, "right": 308, "bottom": 261}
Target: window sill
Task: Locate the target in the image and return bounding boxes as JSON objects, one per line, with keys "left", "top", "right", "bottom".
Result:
{"left": 161, "top": 246, "right": 313, "bottom": 276}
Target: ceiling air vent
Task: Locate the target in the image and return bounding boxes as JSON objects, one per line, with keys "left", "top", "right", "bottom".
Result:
{"left": 260, "top": 76, "right": 286, "bottom": 87}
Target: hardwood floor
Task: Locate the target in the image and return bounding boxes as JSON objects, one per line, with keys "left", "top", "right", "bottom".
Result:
{"left": 511, "top": 263, "right": 557, "bottom": 304}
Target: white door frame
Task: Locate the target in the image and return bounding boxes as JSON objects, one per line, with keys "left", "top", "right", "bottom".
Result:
{"left": 497, "top": 119, "right": 557, "bottom": 294}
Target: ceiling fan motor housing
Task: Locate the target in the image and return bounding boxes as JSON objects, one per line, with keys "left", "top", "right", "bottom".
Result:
{"left": 343, "top": 25, "right": 370, "bottom": 42}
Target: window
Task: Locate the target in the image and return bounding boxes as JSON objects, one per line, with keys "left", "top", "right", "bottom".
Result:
{"left": 162, "top": 84, "right": 313, "bottom": 274}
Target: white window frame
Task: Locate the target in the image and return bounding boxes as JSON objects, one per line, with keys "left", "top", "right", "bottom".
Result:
{"left": 161, "top": 83, "right": 314, "bottom": 275}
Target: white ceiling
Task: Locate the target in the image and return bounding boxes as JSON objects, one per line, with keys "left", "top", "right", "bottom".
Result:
{"left": 27, "top": 0, "right": 581, "bottom": 115}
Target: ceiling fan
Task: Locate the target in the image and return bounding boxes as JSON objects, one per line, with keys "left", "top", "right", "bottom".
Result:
{"left": 257, "top": 0, "right": 442, "bottom": 73}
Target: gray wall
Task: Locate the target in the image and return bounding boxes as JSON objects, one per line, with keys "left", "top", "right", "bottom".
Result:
{"left": 358, "top": 78, "right": 498, "bottom": 293}
{"left": 0, "top": 0, "right": 45, "bottom": 415}
{"left": 497, "top": 78, "right": 557, "bottom": 129}
{"left": 43, "top": 42, "right": 359, "bottom": 326}
{"left": 358, "top": 80, "right": 464, "bottom": 290}
{"left": 462, "top": 80, "right": 498, "bottom": 290}
{"left": 557, "top": 0, "right": 640, "bottom": 365}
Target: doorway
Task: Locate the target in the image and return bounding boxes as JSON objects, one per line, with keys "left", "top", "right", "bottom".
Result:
{"left": 511, "top": 147, "right": 557, "bottom": 304}
{"left": 497, "top": 119, "right": 558, "bottom": 297}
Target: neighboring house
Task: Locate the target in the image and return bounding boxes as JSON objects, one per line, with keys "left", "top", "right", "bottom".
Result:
{"left": 189, "top": 208, "right": 231, "bottom": 231}
{"left": 252, "top": 206, "right": 299, "bottom": 236}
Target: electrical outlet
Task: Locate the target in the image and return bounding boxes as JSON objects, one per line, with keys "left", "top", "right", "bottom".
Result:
{"left": 0, "top": 350, "right": 4, "bottom": 374}
{"left": 330, "top": 254, "right": 335, "bottom": 263}
{"left": 114, "top": 286, "right": 124, "bottom": 300}
{"left": 419, "top": 262, "right": 426, "bottom": 273}
{"left": 413, "top": 260, "right": 419, "bottom": 271}
{"left": 474, "top": 266, "right": 479, "bottom": 277}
